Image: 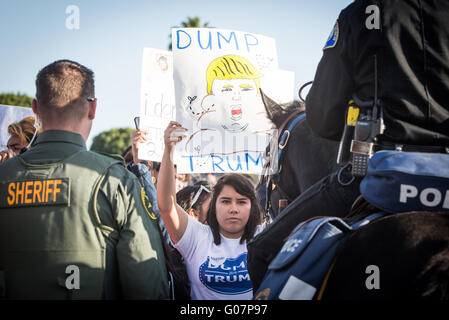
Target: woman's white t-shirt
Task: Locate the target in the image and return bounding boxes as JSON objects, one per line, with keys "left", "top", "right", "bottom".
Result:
{"left": 174, "top": 214, "right": 260, "bottom": 300}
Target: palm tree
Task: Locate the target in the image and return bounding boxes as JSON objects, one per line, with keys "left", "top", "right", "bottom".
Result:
{"left": 168, "top": 16, "right": 212, "bottom": 50}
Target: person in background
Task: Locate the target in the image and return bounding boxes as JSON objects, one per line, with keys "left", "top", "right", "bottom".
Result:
{"left": 174, "top": 167, "right": 191, "bottom": 192}
{"left": 205, "top": 173, "right": 217, "bottom": 187}
{"left": 176, "top": 182, "right": 212, "bottom": 225}
{"left": 124, "top": 129, "right": 192, "bottom": 300}
{"left": 151, "top": 161, "right": 161, "bottom": 185}
{"left": 122, "top": 130, "right": 169, "bottom": 244}
{"left": 0, "top": 116, "right": 38, "bottom": 163}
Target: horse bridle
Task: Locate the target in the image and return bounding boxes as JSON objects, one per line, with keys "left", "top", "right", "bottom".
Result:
{"left": 263, "top": 107, "right": 306, "bottom": 217}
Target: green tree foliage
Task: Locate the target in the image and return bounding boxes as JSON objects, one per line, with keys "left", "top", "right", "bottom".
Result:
{"left": 90, "top": 127, "right": 134, "bottom": 155}
{"left": 168, "top": 16, "right": 212, "bottom": 50}
{"left": 0, "top": 92, "right": 33, "bottom": 107}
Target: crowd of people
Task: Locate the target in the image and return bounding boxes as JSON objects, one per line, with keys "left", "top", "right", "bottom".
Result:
{"left": 0, "top": 66, "right": 266, "bottom": 299}
{"left": 1, "top": 0, "right": 448, "bottom": 300}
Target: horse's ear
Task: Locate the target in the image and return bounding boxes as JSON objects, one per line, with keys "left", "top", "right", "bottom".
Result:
{"left": 260, "top": 89, "right": 283, "bottom": 124}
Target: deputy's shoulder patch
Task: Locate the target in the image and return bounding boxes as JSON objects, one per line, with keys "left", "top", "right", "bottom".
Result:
{"left": 140, "top": 187, "right": 157, "bottom": 220}
{"left": 323, "top": 20, "right": 339, "bottom": 50}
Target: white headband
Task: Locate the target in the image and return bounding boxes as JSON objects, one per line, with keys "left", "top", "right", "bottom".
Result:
{"left": 191, "top": 185, "right": 211, "bottom": 208}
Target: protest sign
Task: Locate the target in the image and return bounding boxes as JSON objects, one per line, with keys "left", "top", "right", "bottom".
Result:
{"left": 172, "top": 28, "right": 293, "bottom": 174}
{"left": 138, "top": 48, "right": 175, "bottom": 162}
{"left": 0, "top": 104, "right": 34, "bottom": 149}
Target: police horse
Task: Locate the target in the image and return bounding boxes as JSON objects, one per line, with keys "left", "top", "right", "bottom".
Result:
{"left": 249, "top": 91, "right": 449, "bottom": 300}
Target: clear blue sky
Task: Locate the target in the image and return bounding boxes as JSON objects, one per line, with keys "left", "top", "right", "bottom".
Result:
{"left": 0, "top": 0, "right": 353, "bottom": 147}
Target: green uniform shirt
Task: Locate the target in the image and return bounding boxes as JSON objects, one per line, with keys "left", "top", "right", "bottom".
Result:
{"left": 0, "top": 130, "right": 169, "bottom": 299}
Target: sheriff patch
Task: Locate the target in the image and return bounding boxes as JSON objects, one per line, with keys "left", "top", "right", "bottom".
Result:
{"left": 141, "top": 187, "right": 157, "bottom": 220}
{"left": 0, "top": 178, "right": 70, "bottom": 208}
{"left": 323, "top": 20, "right": 339, "bottom": 50}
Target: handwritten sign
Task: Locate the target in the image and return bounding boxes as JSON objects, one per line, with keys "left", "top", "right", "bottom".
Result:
{"left": 172, "top": 28, "right": 290, "bottom": 174}
{"left": 138, "top": 48, "right": 176, "bottom": 162}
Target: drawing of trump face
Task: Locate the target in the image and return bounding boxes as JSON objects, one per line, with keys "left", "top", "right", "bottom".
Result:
{"left": 200, "top": 55, "right": 263, "bottom": 133}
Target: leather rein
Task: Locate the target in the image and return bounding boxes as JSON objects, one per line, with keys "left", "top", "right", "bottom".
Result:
{"left": 263, "top": 107, "right": 306, "bottom": 216}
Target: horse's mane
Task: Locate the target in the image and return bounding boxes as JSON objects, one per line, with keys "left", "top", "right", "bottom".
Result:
{"left": 269, "top": 100, "right": 305, "bottom": 129}
{"left": 280, "top": 100, "right": 304, "bottom": 112}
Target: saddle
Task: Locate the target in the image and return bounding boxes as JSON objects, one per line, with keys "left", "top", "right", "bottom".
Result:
{"left": 253, "top": 150, "right": 449, "bottom": 300}
{"left": 248, "top": 166, "right": 361, "bottom": 292}
{"left": 360, "top": 150, "right": 449, "bottom": 213}
{"left": 253, "top": 212, "right": 384, "bottom": 300}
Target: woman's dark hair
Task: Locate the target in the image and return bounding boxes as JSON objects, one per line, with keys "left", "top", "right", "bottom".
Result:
{"left": 206, "top": 174, "right": 261, "bottom": 245}
{"left": 121, "top": 146, "right": 133, "bottom": 163}
{"left": 176, "top": 184, "right": 211, "bottom": 212}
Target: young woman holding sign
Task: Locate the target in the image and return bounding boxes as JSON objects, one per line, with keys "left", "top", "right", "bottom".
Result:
{"left": 157, "top": 121, "right": 263, "bottom": 300}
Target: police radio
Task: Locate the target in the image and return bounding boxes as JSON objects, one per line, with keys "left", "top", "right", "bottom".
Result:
{"left": 337, "top": 55, "right": 384, "bottom": 177}
{"left": 350, "top": 55, "right": 384, "bottom": 177}
{"left": 350, "top": 98, "right": 384, "bottom": 177}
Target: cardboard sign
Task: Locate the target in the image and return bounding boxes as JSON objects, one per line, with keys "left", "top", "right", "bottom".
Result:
{"left": 172, "top": 28, "right": 292, "bottom": 174}
{"left": 138, "top": 48, "right": 176, "bottom": 162}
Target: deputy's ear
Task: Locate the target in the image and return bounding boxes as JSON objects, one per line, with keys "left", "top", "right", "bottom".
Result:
{"left": 31, "top": 99, "right": 39, "bottom": 115}
{"left": 260, "top": 89, "right": 283, "bottom": 126}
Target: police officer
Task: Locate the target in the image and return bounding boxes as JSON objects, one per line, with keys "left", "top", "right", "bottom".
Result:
{"left": 249, "top": 0, "right": 449, "bottom": 295}
{"left": 0, "top": 60, "right": 169, "bottom": 299}
{"left": 306, "top": 0, "right": 449, "bottom": 149}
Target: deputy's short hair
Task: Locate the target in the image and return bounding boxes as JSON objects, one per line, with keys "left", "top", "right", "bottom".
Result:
{"left": 35, "top": 59, "right": 94, "bottom": 121}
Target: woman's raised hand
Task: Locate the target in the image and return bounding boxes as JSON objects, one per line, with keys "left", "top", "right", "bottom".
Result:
{"left": 164, "top": 121, "right": 187, "bottom": 150}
